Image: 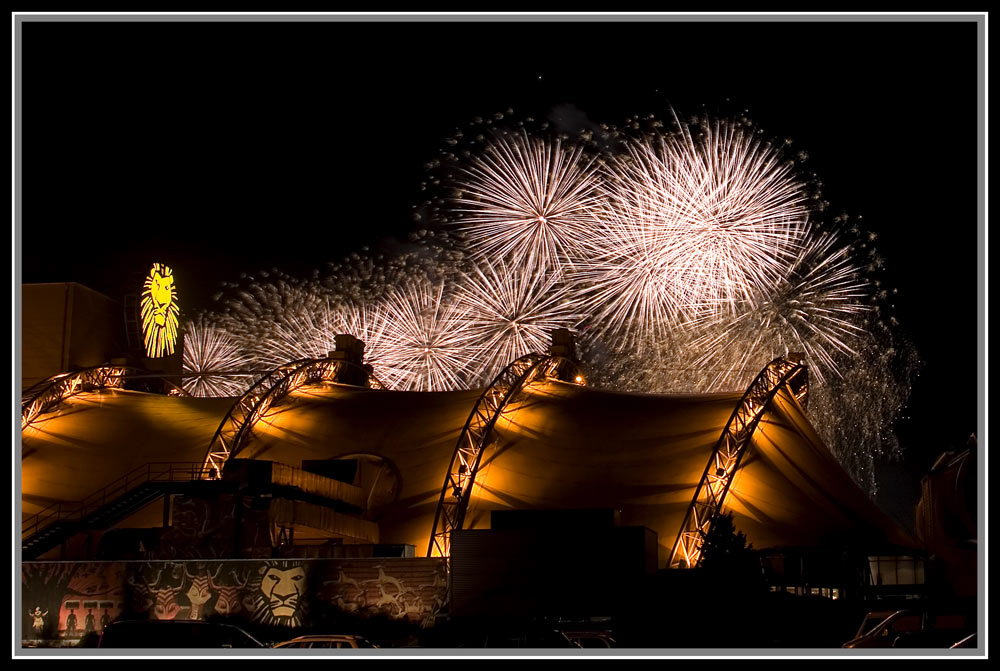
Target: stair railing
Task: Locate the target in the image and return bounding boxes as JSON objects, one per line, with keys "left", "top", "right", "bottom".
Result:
{"left": 22, "top": 462, "right": 212, "bottom": 541}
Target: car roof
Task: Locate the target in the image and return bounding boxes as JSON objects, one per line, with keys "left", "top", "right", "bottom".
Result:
{"left": 283, "top": 635, "right": 365, "bottom": 641}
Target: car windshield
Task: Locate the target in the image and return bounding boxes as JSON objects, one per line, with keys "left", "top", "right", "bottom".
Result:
{"left": 856, "top": 612, "right": 898, "bottom": 638}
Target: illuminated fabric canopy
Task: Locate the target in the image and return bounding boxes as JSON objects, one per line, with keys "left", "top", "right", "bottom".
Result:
{"left": 20, "top": 380, "right": 913, "bottom": 562}
{"left": 21, "top": 391, "right": 233, "bottom": 517}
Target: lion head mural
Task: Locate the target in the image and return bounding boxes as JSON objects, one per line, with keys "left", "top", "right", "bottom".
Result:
{"left": 250, "top": 561, "right": 307, "bottom": 628}
{"left": 140, "top": 262, "right": 179, "bottom": 358}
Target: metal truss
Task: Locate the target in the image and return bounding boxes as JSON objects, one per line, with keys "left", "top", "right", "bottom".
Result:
{"left": 201, "top": 357, "right": 384, "bottom": 479}
{"left": 427, "top": 354, "right": 584, "bottom": 558}
{"left": 21, "top": 365, "right": 188, "bottom": 431}
{"left": 668, "top": 356, "right": 809, "bottom": 569}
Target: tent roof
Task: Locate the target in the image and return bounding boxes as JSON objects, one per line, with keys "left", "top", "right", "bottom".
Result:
{"left": 21, "top": 390, "right": 234, "bottom": 516}
{"left": 20, "top": 379, "right": 914, "bottom": 562}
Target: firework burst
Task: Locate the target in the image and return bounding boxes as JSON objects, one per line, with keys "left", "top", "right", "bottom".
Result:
{"left": 372, "top": 276, "right": 480, "bottom": 391}
{"left": 455, "top": 258, "right": 584, "bottom": 383}
{"left": 181, "top": 317, "right": 255, "bottom": 397}
{"left": 685, "top": 229, "right": 873, "bottom": 388}
{"left": 575, "top": 194, "right": 695, "bottom": 350}
{"left": 449, "top": 129, "right": 603, "bottom": 271}
{"left": 216, "top": 277, "right": 347, "bottom": 370}
{"left": 195, "top": 110, "right": 918, "bottom": 495}
{"left": 581, "top": 115, "right": 811, "bottom": 343}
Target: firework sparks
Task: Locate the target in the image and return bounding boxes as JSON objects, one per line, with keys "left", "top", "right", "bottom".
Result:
{"left": 809, "top": 321, "right": 920, "bottom": 497}
{"left": 455, "top": 258, "right": 584, "bottom": 383}
{"left": 216, "top": 278, "right": 347, "bottom": 370}
{"left": 686, "top": 229, "right": 873, "bottom": 388}
{"left": 582, "top": 115, "right": 811, "bottom": 343}
{"left": 195, "top": 111, "right": 917, "bottom": 495}
{"left": 372, "top": 276, "right": 480, "bottom": 391}
{"left": 575, "top": 194, "right": 694, "bottom": 350}
{"left": 181, "top": 317, "right": 255, "bottom": 397}
{"left": 449, "top": 129, "right": 603, "bottom": 271}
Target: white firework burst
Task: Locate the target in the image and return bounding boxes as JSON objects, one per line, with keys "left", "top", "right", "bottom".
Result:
{"left": 456, "top": 258, "right": 585, "bottom": 383}
{"left": 335, "top": 300, "right": 400, "bottom": 387}
{"left": 245, "top": 288, "right": 346, "bottom": 369}
{"left": 450, "top": 129, "right": 603, "bottom": 271}
{"left": 653, "top": 117, "right": 810, "bottom": 307}
{"left": 583, "top": 116, "right": 811, "bottom": 345}
{"left": 686, "top": 229, "right": 872, "bottom": 388}
{"left": 181, "top": 317, "right": 255, "bottom": 397}
{"left": 372, "top": 277, "right": 479, "bottom": 391}
{"left": 576, "top": 194, "right": 695, "bottom": 351}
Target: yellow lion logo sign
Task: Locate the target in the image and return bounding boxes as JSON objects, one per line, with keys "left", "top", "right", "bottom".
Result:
{"left": 140, "top": 263, "right": 179, "bottom": 358}
{"left": 251, "top": 562, "right": 306, "bottom": 627}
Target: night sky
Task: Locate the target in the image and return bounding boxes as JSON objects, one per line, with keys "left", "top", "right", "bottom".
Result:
{"left": 18, "top": 18, "right": 982, "bottom": 526}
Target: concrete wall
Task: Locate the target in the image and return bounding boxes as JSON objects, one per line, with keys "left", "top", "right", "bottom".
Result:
{"left": 21, "top": 283, "right": 123, "bottom": 389}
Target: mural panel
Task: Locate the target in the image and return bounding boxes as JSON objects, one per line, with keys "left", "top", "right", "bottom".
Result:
{"left": 22, "top": 563, "right": 124, "bottom": 646}
{"left": 23, "top": 558, "right": 447, "bottom": 647}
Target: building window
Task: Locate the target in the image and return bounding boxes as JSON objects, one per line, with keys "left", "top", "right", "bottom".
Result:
{"left": 869, "top": 555, "right": 925, "bottom": 586}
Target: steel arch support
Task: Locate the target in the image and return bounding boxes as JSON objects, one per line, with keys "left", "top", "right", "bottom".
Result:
{"left": 201, "top": 357, "right": 383, "bottom": 478}
{"left": 21, "top": 365, "right": 188, "bottom": 431}
{"left": 427, "top": 354, "right": 584, "bottom": 558}
{"left": 668, "top": 356, "right": 809, "bottom": 569}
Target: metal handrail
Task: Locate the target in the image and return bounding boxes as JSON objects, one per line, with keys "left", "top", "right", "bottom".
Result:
{"left": 21, "top": 461, "right": 212, "bottom": 541}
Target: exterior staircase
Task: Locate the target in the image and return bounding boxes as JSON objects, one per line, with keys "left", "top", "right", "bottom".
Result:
{"left": 21, "top": 462, "right": 211, "bottom": 560}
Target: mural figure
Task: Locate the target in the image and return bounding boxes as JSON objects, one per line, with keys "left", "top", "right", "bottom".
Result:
{"left": 84, "top": 609, "right": 96, "bottom": 635}
{"left": 373, "top": 584, "right": 402, "bottom": 612}
{"left": 64, "top": 607, "right": 78, "bottom": 637}
{"left": 184, "top": 576, "right": 213, "bottom": 620}
{"left": 207, "top": 566, "right": 251, "bottom": 617}
{"left": 29, "top": 607, "right": 48, "bottom": 640}
{"left": 136, "top": 564, "right": 185, "bottom": 620}
{"left": 250, "top": 561, "right": 307, "bottom": 628}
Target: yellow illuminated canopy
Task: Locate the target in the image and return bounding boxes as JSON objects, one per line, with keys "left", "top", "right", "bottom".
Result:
{"left": 141, "top": 262, "right": 179, "bottom": 358}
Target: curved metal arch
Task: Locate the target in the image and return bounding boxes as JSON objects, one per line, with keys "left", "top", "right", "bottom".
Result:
{"left": 21, "top": 365, "right": 189, "bottom": 431}
{"left": 668, "top": 356, "right": 809, "bottom": 569}
{"left": 427, "top": 353, "right": 585, "bottom": 558}
{"left": 201, "top": 357, "right": 384, "bottom": 479}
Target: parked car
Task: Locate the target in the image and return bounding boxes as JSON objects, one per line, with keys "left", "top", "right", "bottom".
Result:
{"left": 562, "top": 630, "right": 616, "bottom": 648}
{"left": 950, "top": 633, "right": 976, "bottom": 649}
{"left": 847, "top": 610, "right": 899, "bottom": 643}
{"left": 97, "top": 620, "right": 265, "bottom": 648}
{"left": 273, "top": 634, "right": 379, "bottom": 649}
{"left": 842, "top": 610, "right": 973, "bottom": 649}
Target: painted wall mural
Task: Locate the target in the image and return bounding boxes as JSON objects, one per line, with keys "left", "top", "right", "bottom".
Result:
{"left": 22, "top": 558, "right": 447, "bottom": 647}
{"left": 22, "top": 562, "right": 125, "bottom": 645}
